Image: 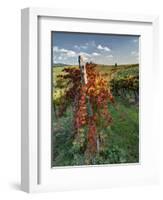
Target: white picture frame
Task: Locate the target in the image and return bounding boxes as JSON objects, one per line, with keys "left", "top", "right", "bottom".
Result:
{"left": 21, "top": 7, "right": 159, "bottom": 193}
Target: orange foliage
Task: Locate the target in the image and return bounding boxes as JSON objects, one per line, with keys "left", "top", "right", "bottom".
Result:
{"left": 57, "top": 63, "right": 114, "bottom": 155}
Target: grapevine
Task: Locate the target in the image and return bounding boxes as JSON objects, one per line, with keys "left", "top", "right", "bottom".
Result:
{"left": 56, "top": 63, "right": 114, "bottom": 163}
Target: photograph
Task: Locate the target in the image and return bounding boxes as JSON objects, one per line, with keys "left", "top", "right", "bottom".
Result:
{"left": 51, "top": 31, "right": 139, "bottom": 167}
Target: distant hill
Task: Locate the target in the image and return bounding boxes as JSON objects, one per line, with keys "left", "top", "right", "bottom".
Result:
{"left": 53, "top": 63, "right": 71, "bottom": 67}
{"left": 97, "top": 63, "right": 139, "bottom": 68}
{"left": 53, "top": 63, "right": 139, "bottom": 68}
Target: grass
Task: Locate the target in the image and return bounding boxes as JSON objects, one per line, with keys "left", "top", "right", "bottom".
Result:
{"left": 108, "top": 97, "right": 139, "bottom": 163}
{"left": 52, "top": 97, "right": 139, "bottom": 166}
{"left": 52, "top": 106, "right": 75, "bottom": 166}
{"left": 52, "top": 64, "right": 139, "bottom": 166}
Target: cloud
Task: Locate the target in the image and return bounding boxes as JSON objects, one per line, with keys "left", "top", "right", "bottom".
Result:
{"left": 92, "top": 52, "right": 100, "bottom": 56}
{"left": 97, "top": 44, "right": 111, "bottom": 52}
{"left": 89, "top": 41, "right": 96, "bottom": 47}
{"left": 53, "top": 46, "right": 77, "bottom": 57}
{"left": 66, "top": 50, "right": 76, "bottom": 57}
{"left": 133, "top": 39, "right": 138, "bottom": 43}
{"left": 107, "top": 54, "right": 113, "bottom": 58}
{"left": 74, "top": 44, "right": 87, "bottom": 50}
{"left": 97, "top": 45, "right": 103, "bottom": 50}
{"left": 53, "top": 46, "right": 59, "bottom": 51}
{"left": 53, "top": 44, "right": 113, "bottom": 65}
{"left": 59, "top": 48, "right": 69, "bottom": 53}
{"left": 74, "top": 41, "right": 96, "bottom": 50}
{"left": 81, "top": 45, "right": 88, "bottom": 49}
{"left": 78, "top": 52, "right": 95, "bottom": 62}
{"left": 74, "top": 45, "right": 80, "bottom": 50}
{"left": 58, "top": 56, "right": 62, "bottom": 60}
{"left": 131, "top": 51, "right": 138, "bottom": 56}
{"left": 79, "top": 52, "right": 91, "bottom": 57}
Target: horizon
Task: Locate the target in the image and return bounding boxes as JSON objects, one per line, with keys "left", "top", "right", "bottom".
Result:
{"left": 53, "top": 62, "right": 139, "bottom": 67}
{"left": 52, "top": 32, "right": 139, "bottom": 65}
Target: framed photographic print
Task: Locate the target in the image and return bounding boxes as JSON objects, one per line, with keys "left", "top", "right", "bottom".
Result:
{"left": 51, "top": 31, "right": 140, "bottom": 167}
{"left": 21, "top": 8, "right": 159, "bottom": 193}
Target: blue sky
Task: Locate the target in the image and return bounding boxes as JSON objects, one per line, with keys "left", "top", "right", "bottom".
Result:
{"left": 52, "top": 32, "right": 139, "bottom": 65}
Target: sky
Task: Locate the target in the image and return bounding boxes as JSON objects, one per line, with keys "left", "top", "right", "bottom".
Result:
{"left": 52, "top": 32, "right": 139, "bottom": 65}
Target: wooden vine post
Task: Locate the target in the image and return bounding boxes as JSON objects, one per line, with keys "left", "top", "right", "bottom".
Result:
{"left": 78, "top": 55, "right": 100, "bottom": 153}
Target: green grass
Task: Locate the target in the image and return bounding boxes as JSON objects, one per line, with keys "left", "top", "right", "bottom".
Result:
{"left": 52, "top": 107, "right": 75, "bottom": 166}
{"left": 108, "top": 97, "right": 139, "bottom": 163}
{"left": 52, "top": 64, "right": 139, "bottom": 166}
{"left": 52, "top": 98, "right": 139, "bottom": 166}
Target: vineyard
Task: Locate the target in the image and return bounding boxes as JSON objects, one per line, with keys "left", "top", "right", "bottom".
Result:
{"left": 52, "top": 61, "right": 139, "bottom": 166}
